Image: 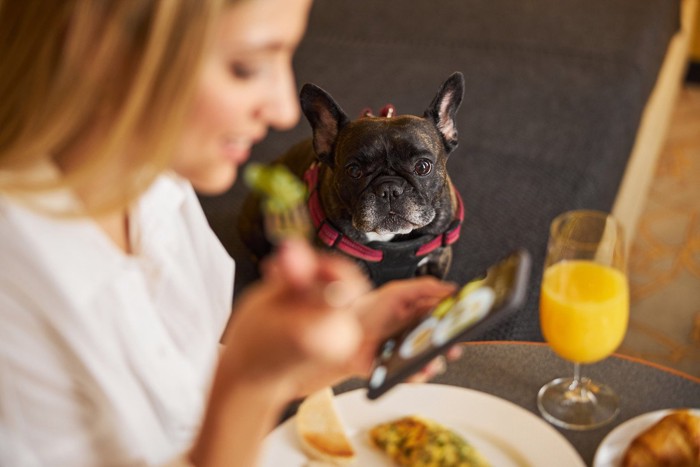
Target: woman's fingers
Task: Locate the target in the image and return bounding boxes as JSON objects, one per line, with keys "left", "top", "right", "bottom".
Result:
{"left": 407, "top": 356, "right": 447, "bottom": 383}
{"left": 403, "top": 344, "right": 464, "bottom": 384}
{"left": 261, "top": 239, "right": 370, "bottom": 304}
{"left": 384, "top": 276, "right": 456, "bottom": 303}
{"left": 260, "top": 239, "right": 317, "bottom": 288}
{"left": 445, "top": 344, "right": 463, "bottom": 361}
{"left": 357, "top": 277, "right": 456, "bottom": 338}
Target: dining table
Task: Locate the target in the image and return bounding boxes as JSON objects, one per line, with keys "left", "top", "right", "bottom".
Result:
{"left": 330, "top": 341, "right": 700, "bottom": 466}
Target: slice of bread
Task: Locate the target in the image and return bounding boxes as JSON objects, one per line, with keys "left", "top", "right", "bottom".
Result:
{"left": 296, "top": 387, "right": 356, "bottom": 465}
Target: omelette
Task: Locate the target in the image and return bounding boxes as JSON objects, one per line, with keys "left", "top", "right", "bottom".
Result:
{"left": 369, "top": 416, "right": 490, "bottom": 467}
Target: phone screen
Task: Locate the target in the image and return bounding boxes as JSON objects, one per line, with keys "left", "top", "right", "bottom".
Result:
{"left": 366, "top": 249, "right": 531, "bottom": 399}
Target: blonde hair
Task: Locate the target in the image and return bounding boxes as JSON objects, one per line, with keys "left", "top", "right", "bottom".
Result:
{"left": 0, "top": 0, "right": 226, "bottom": 215}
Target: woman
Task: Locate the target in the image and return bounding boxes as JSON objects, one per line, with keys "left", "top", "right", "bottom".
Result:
{"left": 0, "top": 0, "right": 457, "bottom": 465}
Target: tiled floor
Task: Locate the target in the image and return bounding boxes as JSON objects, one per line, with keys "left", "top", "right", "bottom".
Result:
{"left": 617, "top": 84, "right": 700, "bottom": 377}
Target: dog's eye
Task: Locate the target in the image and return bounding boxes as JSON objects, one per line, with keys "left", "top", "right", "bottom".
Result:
{"left": 414, "top": 159, "right": 433, "bottom": 176}
{"left": 345, "top": 164, "right": 363, "bottom": 179}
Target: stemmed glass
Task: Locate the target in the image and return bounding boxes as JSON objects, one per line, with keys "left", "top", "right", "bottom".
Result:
{"left": 537, "top": 210, "right": 629, "bottom": 430}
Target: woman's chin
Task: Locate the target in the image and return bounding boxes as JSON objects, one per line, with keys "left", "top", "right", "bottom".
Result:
{"left": 188, "top": 168, "right": 238, "bottom": 196}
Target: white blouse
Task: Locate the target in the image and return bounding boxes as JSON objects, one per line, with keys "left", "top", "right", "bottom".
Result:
{"left": 0, "top": 171, "right": 234, "bottom": 466}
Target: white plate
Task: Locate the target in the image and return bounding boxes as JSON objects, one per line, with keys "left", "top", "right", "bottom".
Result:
{"left": 593, "top": 408, "right": 700, "bottom": 467}
{"left": 260, "top": 383, "right": 585, "bottom": 466}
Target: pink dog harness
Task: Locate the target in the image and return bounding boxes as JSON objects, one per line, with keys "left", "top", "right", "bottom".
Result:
{"left": 303, "top": 162, "right": 464, "bottom": 284}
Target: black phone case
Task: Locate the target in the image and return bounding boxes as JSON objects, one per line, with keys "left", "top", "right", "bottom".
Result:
{"left": 366, "top": 249, "right": 532, "bottom": 399}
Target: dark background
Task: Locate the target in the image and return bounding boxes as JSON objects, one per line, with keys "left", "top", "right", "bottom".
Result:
{"left": 198, "top": 0, "right": 680, "bottom": 341}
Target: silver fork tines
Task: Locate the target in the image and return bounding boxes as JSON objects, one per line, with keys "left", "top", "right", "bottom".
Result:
{"left": 263, "top": 204, "right": 313, "bottom": 245}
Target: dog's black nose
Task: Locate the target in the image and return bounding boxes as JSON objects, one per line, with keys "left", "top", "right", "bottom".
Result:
{"left": 373, "top": 176, "right": 406, "bottom": 199}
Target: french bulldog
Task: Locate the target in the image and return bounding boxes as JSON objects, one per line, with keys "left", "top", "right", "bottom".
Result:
{"left": 239, "top": 72, "right": 465, "bottom": 286}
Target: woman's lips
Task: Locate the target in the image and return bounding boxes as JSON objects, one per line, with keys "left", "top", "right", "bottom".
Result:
{"left": 222, "top": 134, "right": 265, "bottom": 163}
{"left": 222, "top": 138, "right": 252, "bottom": 163}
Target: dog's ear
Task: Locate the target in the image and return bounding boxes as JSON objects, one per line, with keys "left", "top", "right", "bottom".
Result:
{"left": 300, "top": 84, "right": 350, "bottom": 168}
{"left": 424, "top": 72, "right": 464, "bottom": 153}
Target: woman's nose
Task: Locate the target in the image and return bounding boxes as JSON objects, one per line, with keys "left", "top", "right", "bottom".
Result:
{"left": 264, "top": 65, "right": 301, "bottom": 131}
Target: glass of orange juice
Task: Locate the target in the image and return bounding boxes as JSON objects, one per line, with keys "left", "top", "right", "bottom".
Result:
{"left": 537, "top": 210, "right": 629, "bottom": 430}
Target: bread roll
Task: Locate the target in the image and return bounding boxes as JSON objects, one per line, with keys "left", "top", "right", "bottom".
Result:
{"left": 622, "top": 410, "right": 700, "bottom": 467}
{"left": 296, "top": 387, "right": 356, "bottom": 465}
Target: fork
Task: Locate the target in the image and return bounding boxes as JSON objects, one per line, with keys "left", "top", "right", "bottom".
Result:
{"left": 244, "top": 162, "right": 313, "bottom": 245}
{"left": 244, "top": 163, "right": 356, "bottom": 307}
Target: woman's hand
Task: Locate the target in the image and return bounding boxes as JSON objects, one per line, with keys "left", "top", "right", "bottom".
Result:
{"left": 193, "top": 239, "right": 366, "bottom": 467}
{"left": 196, "top": 240, "right": 461, "bottom": 466}
{"left": 340, "top": 277, "right": 460, "bottom": 380}
{"left": 219, "top": 239, "right": 370, "bottom": 394}
{"left": 219, "top": 239, "right": 460, "bottom": 398}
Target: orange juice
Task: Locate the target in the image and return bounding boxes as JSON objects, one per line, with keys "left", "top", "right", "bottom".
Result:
{"left": 540, "top": 260, "right": 628, "bottom": 363}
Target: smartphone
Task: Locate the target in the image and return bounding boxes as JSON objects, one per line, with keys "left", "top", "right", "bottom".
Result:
{"left": 366, "top": 249, "right": 531, "bottom": 399}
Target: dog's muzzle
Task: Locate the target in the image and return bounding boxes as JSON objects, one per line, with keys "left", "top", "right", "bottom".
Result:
{"left": 372, "top": 176, "right": 408, "bottom": 200}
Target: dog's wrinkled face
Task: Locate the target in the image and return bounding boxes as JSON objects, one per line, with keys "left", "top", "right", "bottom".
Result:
{"left": 301, "top": 72, "right": 464, "bottom": 240}
{"left": 332, "top": 116, "right": 448, "bottom": 237}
